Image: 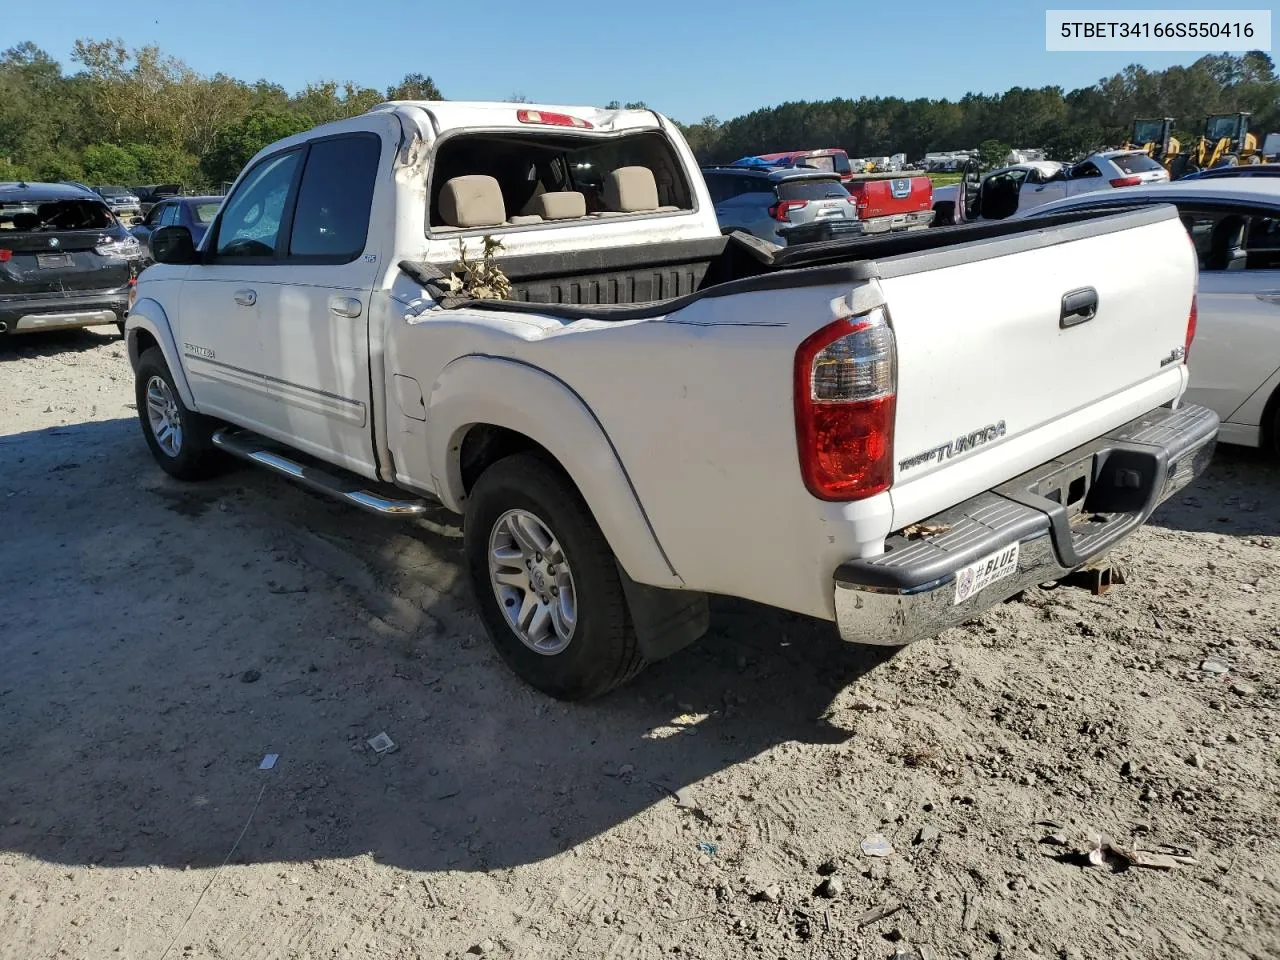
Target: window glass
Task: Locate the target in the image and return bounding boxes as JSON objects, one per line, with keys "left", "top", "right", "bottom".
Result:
{"left": 193, "top": 203, "right": 221, "bottom": 224}
{"left": 159, "top": 204, "right": 179, "bottom": 227}
{"left": 1071, "top": 162, "right": 1102, "bottom": 179}
{"left": 289, "top": 136, "right": 381, "bottom": 259}
{"left": 1112, "top": 153, "right": 1163, "bottom": 175}
{"left": 776, "top": 179, "right": 849, "bottom": 201}
{"left": 215, "top": 150, "right": 301, "bottom": 258}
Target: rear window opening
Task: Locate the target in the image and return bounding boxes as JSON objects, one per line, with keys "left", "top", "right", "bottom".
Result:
{"left": 1111, "top": 153, "right": 1164, "bottom": 175}
{"left": 776, "top": 180, "right": 850, "bottom": 202}
{"left": 1, "top": 200, "right": 116, "bottom": 233}
{"left": 428, "top": 130, "right": 694, "bottom": 231}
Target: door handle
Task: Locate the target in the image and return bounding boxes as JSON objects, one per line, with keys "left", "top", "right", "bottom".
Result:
{"left": 233, "top": 289, "right": 257, "bottom": 307}
{"left": 1060, "top": 287, "right": 1098, "bottom": 328}
{"left": 328, "top": 296, "right": 362, "bottom": 319}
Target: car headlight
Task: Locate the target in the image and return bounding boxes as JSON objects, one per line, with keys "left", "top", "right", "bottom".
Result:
{"left": 96, "top": 236, "right": 143, "bottom": 260}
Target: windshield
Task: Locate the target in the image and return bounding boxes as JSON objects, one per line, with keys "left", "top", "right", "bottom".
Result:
{"left": 193, "top": 203, "right": 221, "bottom": 224}
{"left": 794, "top": 155, "right": 835, "bottom": 172}
{"left": 97, "top": 186, "right": 130, "bottom": 197}
{"left": 1131, "top": 121, "right": 1165, "bottom": 144}
{"left": 0, "top": 199, "right": 115, "bottom": 232}
{"left": 1204, "top": 116, "right": 1241, "bottom": 141}
{"left": 1112, "top": 153, "right": 1164, "bottom": 174}
{"left": 776, "top": 179, "right": 849, "bottom": 201}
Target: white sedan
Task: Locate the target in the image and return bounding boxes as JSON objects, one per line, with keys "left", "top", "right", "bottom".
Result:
{"left": 1018, "top": 178, "right": 1280, "bottom": 453}
{"left": 934, "top": 150, "right": 1169, "bottom": 224}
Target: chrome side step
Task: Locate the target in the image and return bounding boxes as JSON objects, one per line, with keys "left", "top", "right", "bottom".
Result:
{"left": 211, "top": 428, "right": 430, "bottom": 517}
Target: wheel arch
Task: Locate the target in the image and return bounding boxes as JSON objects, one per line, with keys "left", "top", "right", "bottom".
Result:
{"left": 426, "top": 355, "right": 683, "bottom": 589}
{"left": 126, "top": 298, "right": 197, "bottom": 408}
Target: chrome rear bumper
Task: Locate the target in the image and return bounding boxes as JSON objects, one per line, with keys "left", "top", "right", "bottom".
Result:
{"left": 833, "top": 404, "right": 1219, "bottom": 646}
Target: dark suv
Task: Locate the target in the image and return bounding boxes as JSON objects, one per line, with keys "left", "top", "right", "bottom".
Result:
{"left": 1, "top": 181, "right": 144, "bottom": 337}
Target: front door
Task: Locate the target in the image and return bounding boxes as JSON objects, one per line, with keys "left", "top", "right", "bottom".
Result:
{"left": 255, "top": 124, "right": 391, "bottom": 476}
{"left": 177, "top": 148, "right": 304, "bottom": 433}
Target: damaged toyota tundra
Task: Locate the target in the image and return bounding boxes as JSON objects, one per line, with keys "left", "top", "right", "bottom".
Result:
{"left": 124, "top": 100, "right": 1218, "bottom": 699}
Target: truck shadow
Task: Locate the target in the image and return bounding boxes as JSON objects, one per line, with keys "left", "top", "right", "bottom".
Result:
{"left": 0, "top": 417, "right": 891, "bottom": 876}
{"left": 1151, "top": 443, "right": 1280, "bottom": 537}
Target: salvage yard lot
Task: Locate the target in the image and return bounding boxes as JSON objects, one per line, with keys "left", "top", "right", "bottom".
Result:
{"left": 2, "top": 330, "right": 1278, "bottom": 960}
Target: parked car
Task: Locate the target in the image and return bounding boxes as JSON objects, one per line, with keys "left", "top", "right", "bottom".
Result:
{"left": 1017, "top": 179, "right": 1280, "bottom": 453}
{"left": 131, "top": 184, "right": 182, "bottom": 218}
{"left": 704, "top": 165, "right": 932, "bottom": 244}
{"left": 126, "top": 100, "right": 1214, "bottom": 700}
{"left": 131, "top": 196, "right": 224, "bottom": 260}
{"left": 934, "top": 150, "right": 1169, "bottom": 223}
{"left": 1179, "top": 163, "right": 1280, "bottom": 181}
{"left": 1, "top": 181, "right": 143, "bottom": 337}
{"left": 93, "top": 185, "right": 143, "bottom": 221}
{"left": 735, "top": 149, "right": 855, "bottom": 183}
{"left": 703, "top": 165, "right": 863, "bottom": 243}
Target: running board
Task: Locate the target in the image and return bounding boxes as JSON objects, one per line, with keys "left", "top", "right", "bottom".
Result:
{"left": 211, "top": 428, "right": 430, "bottom": 517}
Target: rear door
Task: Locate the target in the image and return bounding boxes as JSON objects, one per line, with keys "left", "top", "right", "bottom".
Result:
{"left": 1181, "top": 206, "right": 1280, "bottom": 423}
{"left": 257, "top": 126, "right": 388, "bottom": 475}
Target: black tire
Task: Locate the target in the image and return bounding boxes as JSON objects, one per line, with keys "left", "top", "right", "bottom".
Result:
{"left": 932, "top": 201, "right": 955, "bottom": 227}
{"left": 116, "top": 321, "right": 126, "bottom": 338}
{"left": 134, "top": 346, "right": 223, "bottom": 481}
{"left": 463, "top": 453, "right": 645, "bottom": 700}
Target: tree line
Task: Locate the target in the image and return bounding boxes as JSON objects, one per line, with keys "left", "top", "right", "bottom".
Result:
{"left": 1, "top": 40, "right": 1276, "bottom": 191}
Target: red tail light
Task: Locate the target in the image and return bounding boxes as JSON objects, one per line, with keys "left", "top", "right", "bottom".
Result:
{"left": 769, "top": 199, "right": 808, "bottom": 222}
{"left": 1185, "top": 295, "right": 1197, "bottom": 362}
{"left": 1109, "top": 176, "right": 1142, "bottom": 187}
{"left": 794, "top": 306, "right": 897, "bottom": 501}
{"left": 516, "top": 109, "right": 593, "bottom": 129}
{"left": 0, "top": 249, "right": 11, "bottom": 262}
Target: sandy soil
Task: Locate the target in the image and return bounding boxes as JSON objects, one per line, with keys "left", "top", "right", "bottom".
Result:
{"left": 1, "top": 329, "right": 1277, "bottom": 960}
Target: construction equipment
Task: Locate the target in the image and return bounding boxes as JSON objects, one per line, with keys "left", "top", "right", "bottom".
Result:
{"left": 1190, "top": 113, "right": 1260, "bottom": 170}
{"left": 1126, "top": 117, "right": 1181, "bottom": 169}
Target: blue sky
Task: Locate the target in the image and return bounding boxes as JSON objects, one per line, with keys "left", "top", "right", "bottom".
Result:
{"left": 6, "top": 0, "right": 1262, "bottom": 123}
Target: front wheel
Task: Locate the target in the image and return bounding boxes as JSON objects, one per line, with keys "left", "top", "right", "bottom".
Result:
{"left": 463, "top": 453, "right": 646, "bottom": 700}
{"left": 134, "top": 347, "right": 223, "bottom": 480}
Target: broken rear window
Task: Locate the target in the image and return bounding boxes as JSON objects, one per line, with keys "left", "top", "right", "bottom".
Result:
{"left": 0, "top": 200, "right": 116, "bottom": 233}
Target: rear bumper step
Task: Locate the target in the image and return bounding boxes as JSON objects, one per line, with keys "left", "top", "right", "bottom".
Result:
{"left": 211, "top": 428, "right": 431, "bottom": 517}
{"left": 833, "top": 403, "right": 1219, "bottom": 646}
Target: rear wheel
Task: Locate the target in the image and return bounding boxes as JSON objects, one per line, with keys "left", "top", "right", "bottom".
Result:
{"left": 134, "top": 347, "right": 223, "bottom": 481}
{"left": 463, "top": 453, "right": 645, "bottom": 700}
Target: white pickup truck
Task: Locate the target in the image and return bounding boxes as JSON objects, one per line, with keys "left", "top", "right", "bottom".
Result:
{"left": 126, "top": 100, "right": 1219, "bottom": 699}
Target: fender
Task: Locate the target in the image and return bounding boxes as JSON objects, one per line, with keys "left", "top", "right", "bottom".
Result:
{"left": 426, "top": 354, "right": 683, "bottom": 590}
{"left": 125, "top": 298, "right": 197, "bottom": 409}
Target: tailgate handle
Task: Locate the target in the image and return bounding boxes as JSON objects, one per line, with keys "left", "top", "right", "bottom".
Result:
{"left": 1060, "top": 287, "right": 1098, "bottom": 328}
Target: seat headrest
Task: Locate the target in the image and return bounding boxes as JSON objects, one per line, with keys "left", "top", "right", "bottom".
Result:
{"left": 533, "top": 191, "right": 587, "bottom": 220}
{"left": 604, "top": 166, "right": 659, "bottom": 213}
{"left": 439, "top": 175, "right": 505, "bottom": 228}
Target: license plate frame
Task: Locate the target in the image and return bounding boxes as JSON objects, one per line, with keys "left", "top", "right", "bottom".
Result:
{"left": 36, "top": 253, "right": 73, "bottom": 269}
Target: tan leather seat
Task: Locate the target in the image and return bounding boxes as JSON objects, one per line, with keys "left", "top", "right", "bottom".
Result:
{"left": 438, "top": 175, "right": 506, "bottom": 228}
{"left": 533, "top": 191, "right": 587, "bottom": 220}
{"left": 603, "top": 167, "right": 660, "bottom": 213}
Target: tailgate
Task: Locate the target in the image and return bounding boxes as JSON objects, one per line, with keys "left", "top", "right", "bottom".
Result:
{"left": 880, "top": 208, "right": 1196, "bottom": 490}
{"left": 0, "top": 233, "right": 131, "bottom": 296}
{"left": 848, "top": 176, "right": 933, "bottom": 218}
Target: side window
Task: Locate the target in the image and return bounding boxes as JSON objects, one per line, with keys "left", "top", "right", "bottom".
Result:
{"left": 289, "top": 135, "right": 382, "bottom": 260}
{"left": 214, "top": 149, "right": 302, "bottom": 258}
{"left": 146, "top": 203, "right": 167, "bottom": 227}
{"left": 1244, "top": 215, "right": 1280, "bottom": 270}
{"left": 159, "top": 204, "right": 179, "bottom": 227}
{"left": 1070, "top": 162, "right": 1102, "bottom": 180}
{"left": 704, "top": 173, "right": 730, "bottom": 204}
{"left": 1179, "top": 208, "right": 1249, "bottom": 271}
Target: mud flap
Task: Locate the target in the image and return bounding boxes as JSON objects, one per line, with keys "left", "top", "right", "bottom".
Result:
{"left": 616, "top": 563, "right": 709, "bottom": 663}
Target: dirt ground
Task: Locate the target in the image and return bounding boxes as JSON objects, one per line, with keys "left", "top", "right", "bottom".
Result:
{"left": 1, "top": 329, "right": 1277, "bottom": 960}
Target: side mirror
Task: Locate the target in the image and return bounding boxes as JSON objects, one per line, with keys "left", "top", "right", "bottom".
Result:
{"left": 151, "top": 226, "right": 198, "bottom": 265}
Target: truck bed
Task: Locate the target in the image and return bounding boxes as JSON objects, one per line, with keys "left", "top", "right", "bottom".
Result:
{"left": 400, "top": 204, "right": 1178, "bottom": 322}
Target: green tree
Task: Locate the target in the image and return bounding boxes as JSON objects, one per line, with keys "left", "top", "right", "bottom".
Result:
{"left": 386, "top": 72, "right": 442, "bottom": 101}
{"left": 977, "top": 139, "right": 1012, "bottom": 170}
{"left": 200, "top": 108, "right": 311, "bottom": 185}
